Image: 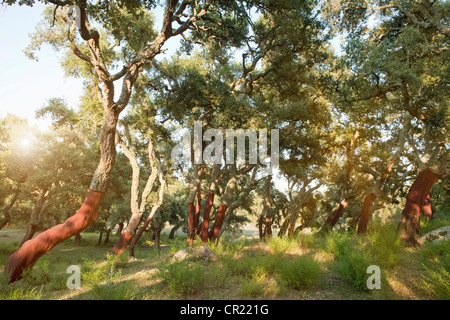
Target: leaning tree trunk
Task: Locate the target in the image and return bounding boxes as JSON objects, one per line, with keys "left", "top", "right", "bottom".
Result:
{"left": 278, "top": 217, "right": 290, "bottom": 238}
{"left": 5, "top": 107, "right": 118, "bottom": 282}
{"left": 398, "top": 168, "right": 439, "bottom": 247}
{"left": 169, "top": 222, "right": 183, "bottom": 239}
{"left": 112, "top": 126, "right": 159, "bottom": 257}
{"left": 128, "top": 172, "right": 165, "bottom": 258}
{"left": 320, "top": 201, "right": 348, "bottom": 233}
{"left": 356, "top": 192, "right": 377, "bottom": 234}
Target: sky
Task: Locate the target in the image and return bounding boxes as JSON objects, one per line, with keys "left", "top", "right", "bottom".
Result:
{"left": 0, "top": 2, "right": 181, "bottom": 130}
{"left": 0, "top": 3, "right": 84, "bottom": 129}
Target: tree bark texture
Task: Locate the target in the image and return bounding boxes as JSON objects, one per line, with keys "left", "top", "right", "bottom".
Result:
{"left": 5, "top": 190, "right": 104, "bottom": 282}
{"left": 398, "top": 168, "right": 438, "bottom": 246}
{"left": 356, "top": 192, "right": 377, "bottom": 234}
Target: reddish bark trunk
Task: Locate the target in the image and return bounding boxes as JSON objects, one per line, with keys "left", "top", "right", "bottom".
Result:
{"left": 209, "top": 205, "right": 228, "bottom": 241}
{"left": 129, "top": 216, "right": 153, "bottom": 258}
{"left": 399, "top": 168, "right": 438, "bottom": 247}
{"left": 5, "top": 190, "right": 104, "bottom": 282}
{"left": 321, "top": 202, "right": 347, "bottom": 233}
{"left": 201, "top": 192, "right": 215, "bottom": 243}
{"left": 111, "top": 231, "right": 134, "bottom": 256}
{"left": 357, "top": 192, "right": 377, "bottom": 234}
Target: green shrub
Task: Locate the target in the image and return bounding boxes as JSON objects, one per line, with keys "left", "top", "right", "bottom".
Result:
{"left": 162, "top": 261, "right": 204, "bottom": 297}
{"left": 267, "top": 237, "right": 296, "bottom": 254}
{"left": 366, "top": 224, "right": 401, "bottom": 268}
{"left": 275, "top": 256, "right": 322, "bottom": 289}
{"left": 239, "top": 266, "right": 283, "bottom": 298}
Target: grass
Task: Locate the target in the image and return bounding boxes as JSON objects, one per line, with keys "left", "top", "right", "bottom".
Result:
{"left": 0, "top": 220, "right": 449, "bottom": 300}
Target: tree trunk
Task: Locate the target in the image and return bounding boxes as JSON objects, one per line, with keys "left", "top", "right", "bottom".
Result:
{"left": 186, "top": 166, "right": 203, "bottom": 246}
{"left": 258, "top": 214, "right": 264, "bottom": 241}
{"left": 19, "top": 191, "right": 48, "bottom": 247}
{"left": 5, "top": 190, "right": 105, "bottom": 282}
{"left": 103, "top": 229, "right": 111, "bottom": 245}
{"left": 153, "top": 215, "right": 162, "bottom": 251}
{"left": 112, "top": 210, "right": 143, "bottom": 256}
{"left": 201, "top": 192, "right": 214, "bottom": 243}
{"left": 208, "top": 205, "right": 228, "bottom": 241}
{"left": 169, "top": 222, "right": 182, "bottom": 239}
{"left": 129, "top": 216, "right": 153, "bottom": 258}
{"left": 321, "top": 201, "right": 348, "bottom": 233}
{"left": 74, "top": 233, "right": 82, "bottom": 245}
{"left": 98, "top": 230, "right": 104, "bottom": 245}
{"left": 265, "top": 217, "right": 272, "bottom": 239}
{"left": 398, "top": 168, "right": 438, "bottom": 246}
{"left": 113, "top": 125, "right": 159, "bottom": 257}
{"left": 116, "top": 222, "right": 124, "bottom": 235}
{"left": 128, "top": 172, "right": 165, "bottom": 258}
{"left": 0, "top": 186, "right": 20, "bottom": 231}
{"left": 357, "top": 192, "right": 377, "bottom": 234}
{"left": 278, "top": 217, "right": 290, "bottom": 238}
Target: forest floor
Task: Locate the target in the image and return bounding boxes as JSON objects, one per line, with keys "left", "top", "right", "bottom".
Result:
{"left": 0, "top": 219, "right": 449, "bottom": 300}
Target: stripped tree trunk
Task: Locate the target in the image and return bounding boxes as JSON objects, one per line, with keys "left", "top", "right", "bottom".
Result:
{"left": 321, "top": 201, "right": 348, "bottom": 233}
{"left": 112, "top": 126, "right": 159, "bottom": 257}
{"left": 398, "top": 168, "right": 439, "bottom": 246}
{"left": 200, "top": 164, "right": 220, "bottom": 243}
{"left": 129, "top": 172, "right": 166, "bottom": 258}
{"left": 5, "top": 190, "right": 105, "bottom": 282}
{"left": 356, "top": 192, "right": 377, "bottom": 234}
{"left": 215, "top": 166, "right": 258, "bottom": 244}
{"left": 187, "top": 166, "right": 203, "bottom": 246}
